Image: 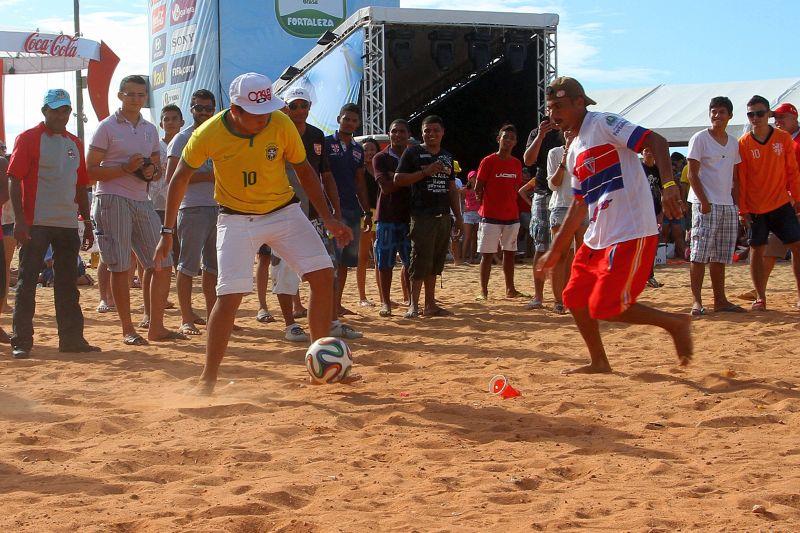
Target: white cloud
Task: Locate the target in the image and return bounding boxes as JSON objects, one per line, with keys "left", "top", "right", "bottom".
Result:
{"left": 3, "top": 10, "right": 148, "bottom": 145}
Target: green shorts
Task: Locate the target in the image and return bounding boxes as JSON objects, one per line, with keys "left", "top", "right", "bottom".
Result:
{"left": 409, "top": 213, "right": 451, "bottom": 280}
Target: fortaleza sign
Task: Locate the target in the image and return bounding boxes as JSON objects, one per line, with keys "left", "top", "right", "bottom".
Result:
{"left": 276, "top": 0, "right": 346, "bottom": 38}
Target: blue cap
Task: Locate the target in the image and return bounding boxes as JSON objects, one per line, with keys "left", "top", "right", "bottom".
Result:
{"left": 43, "top": 89, "right": 71, "bottom": 109}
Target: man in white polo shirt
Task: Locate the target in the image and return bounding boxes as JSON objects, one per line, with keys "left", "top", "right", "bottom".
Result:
{"left": 154, "top": 73, "right": 352, "bottom": 394}
{"left": 87, "top": 75, "right": 184, "bottom": 346}
{"left": 686, "top": 96, "right": 744, "bottom": 316}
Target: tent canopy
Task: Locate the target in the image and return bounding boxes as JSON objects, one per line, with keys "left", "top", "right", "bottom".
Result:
{"left": 588, "top": 78, "right": 800, "bottom": 145}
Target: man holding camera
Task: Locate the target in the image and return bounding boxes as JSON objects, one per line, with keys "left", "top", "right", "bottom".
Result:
{"left": 87, "top": 75, "right": 185, "bottom": 345}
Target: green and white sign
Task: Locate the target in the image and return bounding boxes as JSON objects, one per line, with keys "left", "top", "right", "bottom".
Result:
{"left": 276, "top": 0, "right": 346, "bottom": 38}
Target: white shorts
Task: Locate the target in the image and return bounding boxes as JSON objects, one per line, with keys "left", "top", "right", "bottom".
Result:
{"left": 477, "top": 221, "right": 520, "bottom": 253}
{"left": 216, "top": 203, "right": 332, "bottom": 296}
{"left": 270, "top": 253, "right": 301, "bottom": 295}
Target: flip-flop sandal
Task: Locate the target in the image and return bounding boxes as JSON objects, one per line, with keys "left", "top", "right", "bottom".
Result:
{"left": 475, "top": 295, "right": 488, "bottom": 301}
{"left": 179, "top": 323, "right": 202, "bottom": 336}
{"left": 553, "top": 303, "right": 568, "bottom": 315}
{"left": 153, "top": 330, "right": 189, "bottom": 341}
{"left": 379, "top": 308, "right": 392, "bottom": 317}
{"left": 255, "top": 310, "right": 275, "bottom": 323}
{"left": 359, "top": 300, "right": 375, "bottom": 307}
{"left": 97, "top": 303, "right": 115, "bottom": 313}
{"left": 403, "top": 309, "right": 419, "bottom": 319}
{"left": 715, "top": 304, "right": 745, "bottom": 313}
{"left": 123, "top": 334, "right": 148, "bottom": 346}
{"left": 293, "top": 309, "right": 308, "bottom": 319}
{"left": 690, "top": 306, "right": 707, "bottom": 316}
{"left": 139, "top": 318, "right": 150, "bottom": 329}
{"left": 193, "top": 317, "right": 207, "bottom": 326}
{"left": 751, "top": 299, "right": 766, "bottom": 311}
{"left": 507, "top": 291, "right": 530, "bottom": 299}
{"left": 525, "top": 298, "right": 544, "bottom": 310}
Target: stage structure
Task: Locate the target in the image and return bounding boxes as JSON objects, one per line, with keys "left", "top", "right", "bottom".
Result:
{"left": 275, "top": 7, "right": 558, "bottom": 169}
{"left": 0, "top": 30, "right": 119, "bottom": 141}
{"left": 147, "top": 0, "right": 398, "bottom": 118}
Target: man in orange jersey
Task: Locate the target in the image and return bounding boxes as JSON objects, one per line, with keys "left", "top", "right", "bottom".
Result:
{"left": 737, "top": 95, "right": 800, "bottom": 310}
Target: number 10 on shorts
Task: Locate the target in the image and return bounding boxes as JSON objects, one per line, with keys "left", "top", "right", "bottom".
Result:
{"left": 242, "top": 171, "right": 257, "bottom": 187}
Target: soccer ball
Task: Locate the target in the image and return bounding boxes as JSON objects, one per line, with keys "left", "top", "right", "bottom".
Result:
{"left": 305, "top": 337, "right": 353, "bottom": 384}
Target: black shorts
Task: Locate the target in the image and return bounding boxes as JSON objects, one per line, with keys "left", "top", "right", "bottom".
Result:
{"left": 749, "top": 202, "right": 800, "bottom": 247}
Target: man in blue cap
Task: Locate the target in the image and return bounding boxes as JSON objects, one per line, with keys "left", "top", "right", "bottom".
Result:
{"left": 7, "top": 89, "right": 99, "bottom": 358}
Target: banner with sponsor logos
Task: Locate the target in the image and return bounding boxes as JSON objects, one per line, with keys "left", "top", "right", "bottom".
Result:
{"left": 278, "top": 30, "right": 363, "bottom": 135}
{"left": 148, "top": 0, "right": 219, "bottom": 118}
{"left": 148, "top": 0, "right": 396, "bottom": 119}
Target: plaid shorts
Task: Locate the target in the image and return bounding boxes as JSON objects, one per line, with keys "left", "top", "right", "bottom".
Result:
{"left": 690, "top": 203, "right": 737, "bottom": 264}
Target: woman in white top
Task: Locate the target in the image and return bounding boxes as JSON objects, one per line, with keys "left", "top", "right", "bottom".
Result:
{"left": 546, "top": 131, "right": 588, "bottom": 314}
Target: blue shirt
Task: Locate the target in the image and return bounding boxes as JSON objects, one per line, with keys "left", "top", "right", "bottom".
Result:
{"left": 325, "top": 131, "right": 364, "bottom": 214}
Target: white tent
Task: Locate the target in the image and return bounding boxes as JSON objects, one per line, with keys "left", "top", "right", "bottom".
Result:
{"left": 588, "top": 78, "right": 800, "bottom": 145}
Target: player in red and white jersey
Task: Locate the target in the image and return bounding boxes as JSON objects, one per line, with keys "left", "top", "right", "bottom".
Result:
{"left": 536, "top": 77, "right": 692, "bottom": 374}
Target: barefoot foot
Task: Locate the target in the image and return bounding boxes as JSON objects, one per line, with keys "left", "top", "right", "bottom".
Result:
{"left": 561, "top": 362, "right": 613, "bottom": 375}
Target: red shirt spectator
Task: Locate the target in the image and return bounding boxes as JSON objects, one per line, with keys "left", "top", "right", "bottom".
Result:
{"left": 476, "top": 153, "right": 523, "bottom": 222}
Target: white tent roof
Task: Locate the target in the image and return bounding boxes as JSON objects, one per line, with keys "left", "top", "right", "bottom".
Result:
{"left": 588, "top": 78, "right": 800, "bottom": 145}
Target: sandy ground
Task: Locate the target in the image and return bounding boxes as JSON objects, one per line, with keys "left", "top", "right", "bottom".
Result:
{"left": 1, "top": 258, "right": 799, "bottom": 532}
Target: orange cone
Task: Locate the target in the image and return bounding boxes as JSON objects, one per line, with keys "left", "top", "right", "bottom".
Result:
{"left": 489, "top": 375, "right": 521, "bottom": 399}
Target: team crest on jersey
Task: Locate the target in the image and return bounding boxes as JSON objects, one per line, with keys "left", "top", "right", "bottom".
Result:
{"left": 66, "top": 147, "right": 77, "bottom": 160}
{"left": 582, "top": 156, "right": 596, "bottom": 175}
{"left": 314, "top": 143, "right": 322, "bottom": 156}
{"left": 773, "top": 143, "right": 783, "bottom": 155}
{"left": 266, "top": 143, "right": 278, "bottom": 161}
{"left": 353, "top": 150, "right": 362, "bottom": 162}
{"left": 606, "top": 115, "right": 619, "bottom": 126}
{"left": 330, "top": 143, "right": 340, "bottom": 154}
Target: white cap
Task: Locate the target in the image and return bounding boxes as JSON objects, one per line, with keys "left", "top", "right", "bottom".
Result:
{"left": 284, "top": 86, "right": 313, "bottom": 105}
{"left": 228, "top": 72, "right": 284, "bottom": 115}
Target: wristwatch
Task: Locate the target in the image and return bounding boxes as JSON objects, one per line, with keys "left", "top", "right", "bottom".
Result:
{"left": 160, "top": 226, "right": 174, "bottom": 235}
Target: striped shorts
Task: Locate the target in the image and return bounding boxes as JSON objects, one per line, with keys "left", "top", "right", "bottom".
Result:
{"left": 92, "top": 194, "right": 172, "bottom": 272}
{"left": 690, "top": 203, "right": 737, "bottom": 264}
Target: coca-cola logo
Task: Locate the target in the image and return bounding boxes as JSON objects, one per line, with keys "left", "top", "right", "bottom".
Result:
{"left": 23, "top": 33, "right": 79, "bottom": 58}
{"left": 170, "top": 0, "right": 196, "bottom": 25}
{"left": 248, "top": 88, "right": 272, "bottom": 103}
{"left": 152, "top": 4, "right": 166, "bottom": 33}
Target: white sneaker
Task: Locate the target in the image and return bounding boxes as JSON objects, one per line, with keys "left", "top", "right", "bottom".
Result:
{"left": 285, "top": 324, "right": 309, "bottom": 342}
{"left": 329, "top": 323, "right": 363, "bottom": 339}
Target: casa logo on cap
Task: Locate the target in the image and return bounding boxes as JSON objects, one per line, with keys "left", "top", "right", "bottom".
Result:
{"left": 248, "top": 88, "right": 272, "bottom": 104}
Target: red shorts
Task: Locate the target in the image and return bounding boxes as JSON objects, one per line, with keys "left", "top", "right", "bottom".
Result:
{"left": 562, "top": 235, "right": 657, "bottom": 320}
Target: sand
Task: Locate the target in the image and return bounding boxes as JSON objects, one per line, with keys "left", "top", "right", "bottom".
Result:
{"left": 1, "top": 259, "right": 799, "bottom": 532}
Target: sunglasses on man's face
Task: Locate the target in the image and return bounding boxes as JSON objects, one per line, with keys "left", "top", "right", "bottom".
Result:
{"left": 746, "top": 110, "right": 768, "bottom": 119}
{"left": 288, "top": 101, "right": 309, "bottom": 110}
{"left": 191, "top": 104, "right": 215, "bottom": 113}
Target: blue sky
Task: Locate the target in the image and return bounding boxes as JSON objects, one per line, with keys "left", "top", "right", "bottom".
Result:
{"left": 0, "top": 0, "right": 798, "bottom": 140}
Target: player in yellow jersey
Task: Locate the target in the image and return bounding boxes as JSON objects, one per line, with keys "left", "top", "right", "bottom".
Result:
{"left": 154, "top": 73, "right": 353, "bottom": 394}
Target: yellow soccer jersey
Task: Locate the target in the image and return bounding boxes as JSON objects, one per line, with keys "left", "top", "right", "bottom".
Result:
{"left": 182, "top": 110, "right": 306, "bottom": 214}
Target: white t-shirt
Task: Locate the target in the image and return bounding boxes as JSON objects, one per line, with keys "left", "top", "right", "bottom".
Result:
{"left": 567, "top": 111, "right": 658, "bottom": 250}
{"left": 546, "top": 146, "right": 573, "bottom": 209}
{"left": 686, "top": 129, "right": 741, "bottom": 206}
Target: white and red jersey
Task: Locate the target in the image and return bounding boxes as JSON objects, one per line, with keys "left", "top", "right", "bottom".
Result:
{"left": 567, "top": 111, "right": 658, "bottom": 249}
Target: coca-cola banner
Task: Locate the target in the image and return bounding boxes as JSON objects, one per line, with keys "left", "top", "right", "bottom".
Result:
{"left": 0, "top": 31, "right": 101, "bottom": 60}
{"left": 148, "top": 0, "right": 397, "bottom": 118}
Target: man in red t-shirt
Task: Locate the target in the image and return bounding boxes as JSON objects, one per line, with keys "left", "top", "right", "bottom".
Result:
{"left": 475, "top": 124, "right": 525, "bottom": 299}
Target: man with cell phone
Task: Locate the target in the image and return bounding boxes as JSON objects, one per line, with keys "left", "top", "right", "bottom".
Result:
{"left": 87, "top": 75, "right": 185, "bottom": 346}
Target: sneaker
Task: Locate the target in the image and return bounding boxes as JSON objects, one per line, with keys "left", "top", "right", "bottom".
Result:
{"left": 285, "top": 324, "right": 310, "bottom": 342}
{"left": 329, "top": 323, "right": 363, "bottom": 339}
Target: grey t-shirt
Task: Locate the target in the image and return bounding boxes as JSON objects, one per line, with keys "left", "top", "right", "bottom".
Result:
{"left": 167, "top": 124, "right": 216, "bottom": 209}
